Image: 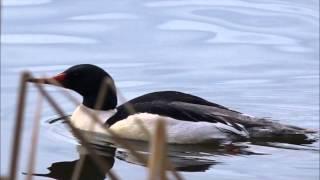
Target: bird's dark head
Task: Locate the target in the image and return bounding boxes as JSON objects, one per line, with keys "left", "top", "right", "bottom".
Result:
{"left": 28, "top": 64, "right": 117, "bottom": 110}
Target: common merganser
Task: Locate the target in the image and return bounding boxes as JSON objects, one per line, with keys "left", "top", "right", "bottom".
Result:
{"left": 28, "top": 64, "right": 315, "bottom": 144}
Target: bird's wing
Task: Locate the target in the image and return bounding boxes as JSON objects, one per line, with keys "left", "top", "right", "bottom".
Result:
{"left": 107, "top": 101, "right": 248, "bottom": 133}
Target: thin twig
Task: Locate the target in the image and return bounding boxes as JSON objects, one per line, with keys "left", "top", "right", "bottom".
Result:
{"left": 71, "top": 77, "right": 110, "bottom": 180}
{"left": 25, "top": 92, "right": 43, "bottom": 180}
{"left": 94, "top": 78, "right": 111, "bottom": 110}
{"left": 117, "top": 89, "right": 151, "bottom": 138}
{"left": 45, "top": 75, "right": 183, "bottom": 180}
{"left": 117, "top": 90, "right": 182, "bottom": 180}
{"left": 71, "top": 154, "right": 86, "bottom": 180}
{"left": 30, "top": 73, "right": 119, "bottom": 180}
{"left": 45, "top": 78, "right": 148, "bottom": 163}
{"left": 9, "top": 72, "right": 29, "bottom": 180}
{"left": 148, "top": 119, "right": 168, "bottom": 180}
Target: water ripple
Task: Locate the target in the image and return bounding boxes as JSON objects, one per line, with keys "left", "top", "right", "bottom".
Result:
{"left": 1, "top": 34, "right": 97, "bottom": 44}
{"left": 69, "top": 13, "right": 139, "bottom": 21}
{"left": 145, "top": 0, "right": 317, "bottom": 17}
{"left": 3, "top": 0, "right": 52, "bottom": 6}
{"left": 6, "top": 62, "right": 153, "bottom": 73}
{"left": 159, "top": 20, "right": 297, "bottom": 45}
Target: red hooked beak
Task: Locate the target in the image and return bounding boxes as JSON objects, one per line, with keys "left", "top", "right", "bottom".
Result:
{"left": 27, "top": 73, "right": 66, "bottom": 86}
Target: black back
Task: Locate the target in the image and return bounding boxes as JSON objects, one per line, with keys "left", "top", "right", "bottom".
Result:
{"left": 126, "top": 91, "right": 236, "bottom": 111}
{"left": 107, "top": 91, "right": 244, "bottom": 132}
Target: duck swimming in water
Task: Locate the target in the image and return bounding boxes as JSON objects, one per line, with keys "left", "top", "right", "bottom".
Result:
{"left": 28, "top": 64, "right": 316, "bottom": 144}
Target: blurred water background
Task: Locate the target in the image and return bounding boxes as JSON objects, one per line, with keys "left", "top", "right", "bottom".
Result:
{"left": 1, "top": 0, "right": 319, "bottom": 179}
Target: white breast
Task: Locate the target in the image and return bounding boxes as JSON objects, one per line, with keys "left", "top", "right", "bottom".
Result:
{"left": 70, "top": 104, "right": 116, "bottom": 134}
{"left": 109, "top": 113, "right": 249, "bottom": 144}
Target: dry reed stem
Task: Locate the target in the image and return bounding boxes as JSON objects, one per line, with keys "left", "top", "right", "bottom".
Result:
{"left": 94, "top": 78, "right": 111, "bottom": 110}
{"left": 71, "top": 78, "right": 111, "bottom": 180}
{"left": 116, "top": 89, "right": 151, "bottom": 138}
{"left": 117, "top": 91, "right": 182, "bottom": 180}
{"left": 45, "top": 78, "right": 148, "bottom": 163}
{"left": 148, "top": 119, "right": 168, "bottom": 180}
{"left": 9, "top": 72, "right": 29, "bottom": 180}
{"left": 117, "top": 90, "right": 183, "bottom": 179}
{"left": 44, "top": 75, "right": 183, "bottom": 180}
{"left": 71, "top": 154, "right": 86, "bottom": 180}
{"left": 30, "top": 74, "right": 119, "bottom": 180}
{"left": 25, "top": 92, "right": 43, "bottom": 180}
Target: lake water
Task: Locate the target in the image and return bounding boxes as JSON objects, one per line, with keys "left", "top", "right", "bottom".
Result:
{"left": 1, "top": 0, "right": 319, "bottom": 179}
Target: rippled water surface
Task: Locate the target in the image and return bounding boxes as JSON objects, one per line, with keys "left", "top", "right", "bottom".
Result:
{"left": 1, "top": 0, "right": 319, "bottom": 179}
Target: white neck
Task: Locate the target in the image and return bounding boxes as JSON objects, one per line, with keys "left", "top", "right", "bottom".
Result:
{"left": 70, "top": 104, "right": 116, "bottom": 133}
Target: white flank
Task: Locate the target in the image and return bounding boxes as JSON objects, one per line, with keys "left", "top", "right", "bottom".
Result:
{"left": 109, "top": 113, "right": 249, "bottom": 144}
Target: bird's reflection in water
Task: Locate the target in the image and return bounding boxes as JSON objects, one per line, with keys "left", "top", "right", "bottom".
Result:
{"left": 115, "top": 141, "right": 262, "bottom": 172}
{"left": 28, "top": 129, "right": 267, "bottom": 180}
{"left": 29, "top": 146, "right": 115, "bottom": 180}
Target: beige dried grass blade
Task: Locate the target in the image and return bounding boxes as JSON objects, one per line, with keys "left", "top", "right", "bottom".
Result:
{"left": 94, "top": 78, "right": 111, "bottom": 110}
{"left": 148, "top": 119, "right": 168, "bottom": 180}
{"left": 71, "top": 154, "right": 86, "bottom": 180}
{"left": 30, "top": 74, "right": 119, "bottom": 180}
{"left": 71, "top": 78, "right": 111, "bottom": 180}
{"left": 45, "top": 75, "right": 183, "bottom": 180}
{"left": 25, "top": 92, "right": 43, "bottom": 180}
{"left": 45, "top": 78, "right": 148, "bottom": 163}
{"left": 9, "top": 72, "right": 29, "bottom": 180}
{"left": 117, "top": 89, "right": 151, "bottom": 138}
{"left": 115, "top": 90, "right": 183, "bottom": 180}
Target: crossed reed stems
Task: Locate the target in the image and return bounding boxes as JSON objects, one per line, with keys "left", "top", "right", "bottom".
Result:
{"left": 4, "top": 72, "right": 184, "bottom": 180}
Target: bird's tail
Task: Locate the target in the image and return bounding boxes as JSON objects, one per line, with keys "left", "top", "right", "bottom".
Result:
{"left": 246, "top": 120, "right": 318, "bottom": 145}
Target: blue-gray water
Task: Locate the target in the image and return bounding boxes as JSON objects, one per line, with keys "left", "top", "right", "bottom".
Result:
{"left": 1, "top": 0, "right": 319, "bottom": 179}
